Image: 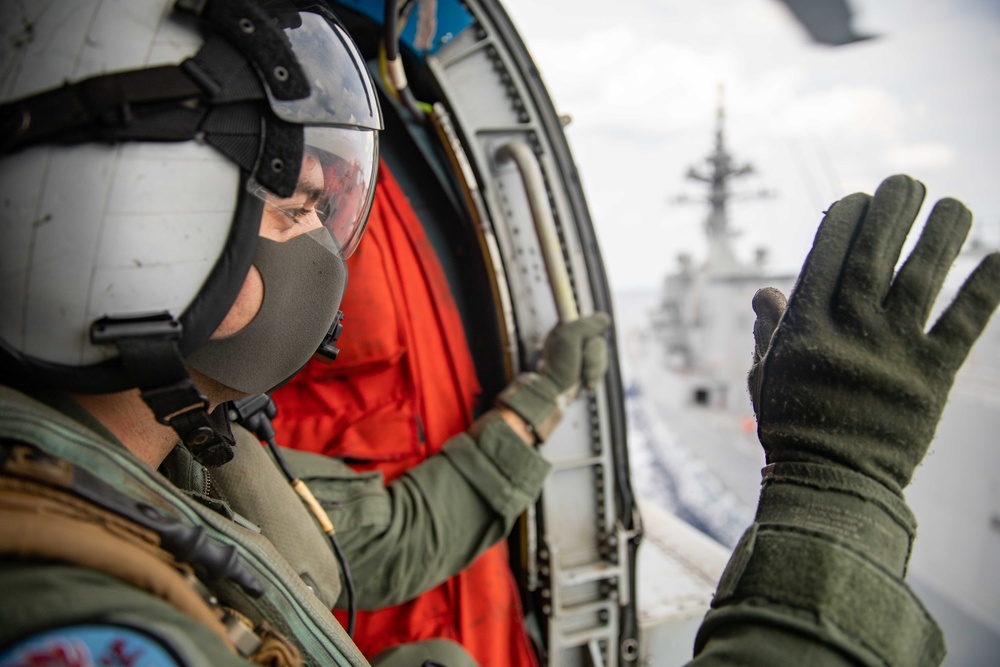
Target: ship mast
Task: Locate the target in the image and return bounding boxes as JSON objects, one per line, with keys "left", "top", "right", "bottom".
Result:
{"left": 680, "top": 85, "right": 760, "bottom": 274}
{"left": 659, "top": 87, "right": 775, "bottom": 369}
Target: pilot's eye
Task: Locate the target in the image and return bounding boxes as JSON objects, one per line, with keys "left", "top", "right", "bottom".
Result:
{"left": 275, "top": 202, "right": 328, "bottom": 225}
{"left": 289, "top": 207, "right": 314, "bottom": 223}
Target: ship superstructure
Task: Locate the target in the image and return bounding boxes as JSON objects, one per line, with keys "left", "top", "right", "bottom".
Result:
{"left": 655, "top": 90, "right": 794, "bottom": 410}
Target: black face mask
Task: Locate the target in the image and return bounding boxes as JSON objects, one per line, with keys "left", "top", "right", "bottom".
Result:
{"left": 186, "top": 229, "right": 347, "bottom": 395}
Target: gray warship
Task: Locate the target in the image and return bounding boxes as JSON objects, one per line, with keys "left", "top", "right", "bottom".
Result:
{"left": 620, "top": 95, "right": 1000, "bottom": 665}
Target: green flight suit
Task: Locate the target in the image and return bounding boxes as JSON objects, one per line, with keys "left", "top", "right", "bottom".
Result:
{"left": 0, "top": 385, "right": 549, "bottom": 666}
{"left": 0, "top": 383, "right": 944, "bottom": 666}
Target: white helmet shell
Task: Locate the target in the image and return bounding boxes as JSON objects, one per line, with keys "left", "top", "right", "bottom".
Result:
{"left": 0, "top": 0, "right": 238, "bottom": 369}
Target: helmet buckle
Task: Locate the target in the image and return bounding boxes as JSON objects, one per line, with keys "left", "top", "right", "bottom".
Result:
{"left": 91, "top": 314, "right": 235, "bottom": 467}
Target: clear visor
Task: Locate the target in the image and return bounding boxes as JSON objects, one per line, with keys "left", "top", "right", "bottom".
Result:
{"left": 267, "top": 9, "right": 383, "bottom": 131}
{"left": 251, "top": 126, "right": 378, "bottom": 258}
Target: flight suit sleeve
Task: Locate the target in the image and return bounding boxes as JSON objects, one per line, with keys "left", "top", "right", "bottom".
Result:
{"left": 687, "top": 463, "right": 943, "bottom": 667}
{"left": 281, "top": 410, "right": 551, "bottom": 609}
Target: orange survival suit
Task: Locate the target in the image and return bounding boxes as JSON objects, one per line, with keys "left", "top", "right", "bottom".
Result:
{"left": 271, "top": 162, "right": 539, "bottom": 667}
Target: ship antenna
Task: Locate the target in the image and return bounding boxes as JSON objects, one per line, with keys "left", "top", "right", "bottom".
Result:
{"left": 670, "top": 84, "right": 772, "bottom": 273}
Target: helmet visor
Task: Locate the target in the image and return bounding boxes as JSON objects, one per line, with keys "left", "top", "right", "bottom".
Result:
{"left": 267, "top": 8, "right": 383, "bottom": 130}
{"left": 251, "top": 126, "right": 377, "bottom": 258}
{"left": 250, "top": 6, "right": 381, "bottom": 258}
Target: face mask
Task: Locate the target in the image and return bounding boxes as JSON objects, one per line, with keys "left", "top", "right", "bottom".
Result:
{"left": 185, "top": 229, "right": 346, "bottom": 395}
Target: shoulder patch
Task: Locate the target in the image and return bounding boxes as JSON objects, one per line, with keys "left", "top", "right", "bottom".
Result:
{"left": 0, "top": 625, "right": 185, "bottom": 667}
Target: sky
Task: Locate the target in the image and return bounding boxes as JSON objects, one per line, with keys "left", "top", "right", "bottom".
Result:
{"left": 499, "top": 0, "right": 1000, "bottom": 291}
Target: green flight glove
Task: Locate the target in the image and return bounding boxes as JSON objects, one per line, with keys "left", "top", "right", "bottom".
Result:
{"left": 497, "top": 313, "right": 612, "bottom": 442}
{"left": 749, "top": 174, "right": 1000, "bottom": 494}
{"left": 695, "top": 176, "right": 1000, "bottom": 666}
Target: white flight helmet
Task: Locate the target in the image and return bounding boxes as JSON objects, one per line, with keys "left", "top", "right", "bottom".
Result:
{"left": 0, "top": 0, "right": 382, "bottom": 464}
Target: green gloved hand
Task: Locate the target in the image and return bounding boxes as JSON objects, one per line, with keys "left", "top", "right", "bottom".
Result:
{"left": 750, "top": 174, "right": 1000, "bottom": 494}
{"left": 497, "top": 313, "right": 612, "bottom": 442}
{"left": 698, "top": 175, "right": 1000, "bottom": 667}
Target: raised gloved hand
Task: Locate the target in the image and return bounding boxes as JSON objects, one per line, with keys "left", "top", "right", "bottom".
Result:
{"left": 497, "top": 313, "right": 612, "bottom": 442}
{"left": 749, "top": 174, "right": 1000, "bottom": 494}
{"left": 696, "top": 176, "right": 1000, "bottom": 667}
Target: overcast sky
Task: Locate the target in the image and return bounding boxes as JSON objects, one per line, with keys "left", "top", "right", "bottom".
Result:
{"left": 500, "top": 0, "right": 1000, "bottom": 291}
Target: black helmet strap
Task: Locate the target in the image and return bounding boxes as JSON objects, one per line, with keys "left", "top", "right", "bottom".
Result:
{"left": 0, "top": 0, "right": 307, "bottom": 197}
{"left": 91, "top": 314, "right": 236, "bottom": 467}
{"left": 0, "top": 65, "right": 205, "bottom": 153}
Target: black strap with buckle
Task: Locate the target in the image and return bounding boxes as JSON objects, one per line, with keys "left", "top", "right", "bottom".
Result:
{"left": 91, "top": 313, "right": 236, "bottom": 467}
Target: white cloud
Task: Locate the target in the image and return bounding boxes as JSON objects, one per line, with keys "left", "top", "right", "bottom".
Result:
{"left": 772, "top": 86, "right": 906, "bottom": 139}
{"left": 501, "top": 0, "right": 1000, "bottom": 290}
{"left": 884, "top": 142, "right": 958, "bottom": 171}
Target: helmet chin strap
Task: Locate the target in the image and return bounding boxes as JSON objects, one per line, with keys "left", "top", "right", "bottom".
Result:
{"left": 91, "top": 314, "right": 235, "bottom": 467}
